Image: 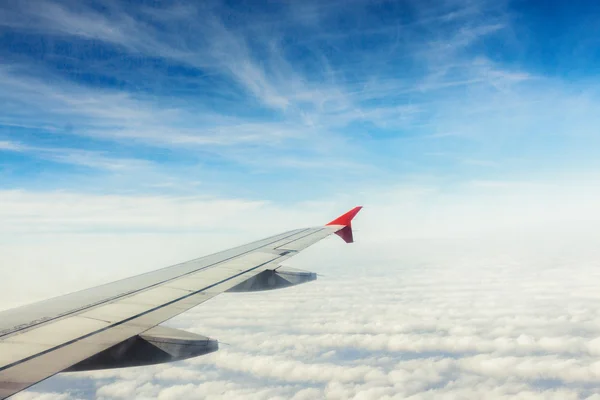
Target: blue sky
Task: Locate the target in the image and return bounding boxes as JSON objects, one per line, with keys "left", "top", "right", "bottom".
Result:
{"left": 6, "top": 3, "right": 600, "bottom": 398}
{"left": 1, "top": 0, "right": 600, "bottom": 202}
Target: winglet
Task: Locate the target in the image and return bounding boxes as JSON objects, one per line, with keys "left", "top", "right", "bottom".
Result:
{"left": 326, "top": 206, "right": 363, "bottom": 243}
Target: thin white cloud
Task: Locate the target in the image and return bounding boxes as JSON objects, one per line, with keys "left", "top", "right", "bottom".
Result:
{"left": 0, "top": 140, "right": 26, "bottom": 150}
{"left": 0, "top": 139, "right": 152, "bottom": 171}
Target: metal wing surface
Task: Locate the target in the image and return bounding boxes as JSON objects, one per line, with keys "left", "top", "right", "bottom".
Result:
{"left": 0, "top": 207, "right": 362, "bottom": 398}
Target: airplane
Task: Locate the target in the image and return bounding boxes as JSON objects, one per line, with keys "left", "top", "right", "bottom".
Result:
{"left": 0, "top": 206, "right": 362, "bottom": 398}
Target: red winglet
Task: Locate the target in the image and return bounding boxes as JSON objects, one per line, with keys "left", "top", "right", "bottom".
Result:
{"left": 326, "top": 206, "right": 363, "bottom": 226}
{"left": 326, "top": 206, "right": 363, "bottom": 243}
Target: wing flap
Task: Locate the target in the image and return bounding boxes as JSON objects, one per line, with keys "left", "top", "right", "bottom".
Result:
{"left": 0, "top": 342, "right": 48, "bottom": 369}
{"left": 3, "top": 317, "right": 109, "bottom": 348}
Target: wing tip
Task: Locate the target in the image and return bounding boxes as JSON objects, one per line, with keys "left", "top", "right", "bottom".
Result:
{"left": 326, "top": 206, "right": 363, "bottom": 227}
{"left": 326, "top": 206, "right": 363, "bottom": 244}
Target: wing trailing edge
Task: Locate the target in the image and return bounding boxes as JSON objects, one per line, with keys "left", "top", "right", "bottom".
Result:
{"left": 326, "top": 206, "right": 363, "bottom": 243}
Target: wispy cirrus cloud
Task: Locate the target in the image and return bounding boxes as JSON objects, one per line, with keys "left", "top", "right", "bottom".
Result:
{"left": 0, "top": 0, "right": 542, "bottom": 193}
{"left": 0, "top": 139, "right": 152, "bottom": 171}
{"left": 6, "top": 0, "right": 595, "bottom": 204}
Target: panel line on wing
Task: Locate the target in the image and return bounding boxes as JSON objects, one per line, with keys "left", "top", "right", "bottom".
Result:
{"left": 274, "top": 228, "right": 325, "bottom": 250}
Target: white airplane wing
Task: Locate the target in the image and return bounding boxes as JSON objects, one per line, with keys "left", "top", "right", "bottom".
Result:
{"left": 0, "top": 207, "right": 362, "bottom": 399}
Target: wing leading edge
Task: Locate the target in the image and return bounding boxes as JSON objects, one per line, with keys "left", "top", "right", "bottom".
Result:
{"left": 0, "top": 207, "right": 362, "bottom": 399}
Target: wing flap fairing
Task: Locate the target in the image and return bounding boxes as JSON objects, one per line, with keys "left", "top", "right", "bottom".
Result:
{"left": 226, "top": 266, "right": 317, "bottom": 292}
{"left": 66, "top": 325, "right": 218, "bottom": 372}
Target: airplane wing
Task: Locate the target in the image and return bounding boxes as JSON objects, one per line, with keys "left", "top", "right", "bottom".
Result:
{"left": 0, "top": 206, "right": 362, "bottom": 399}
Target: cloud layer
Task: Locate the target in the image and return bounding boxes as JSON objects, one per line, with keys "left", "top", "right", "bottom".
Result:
{"left": 5, "top": 216, "right": 600, "bottom": 399}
